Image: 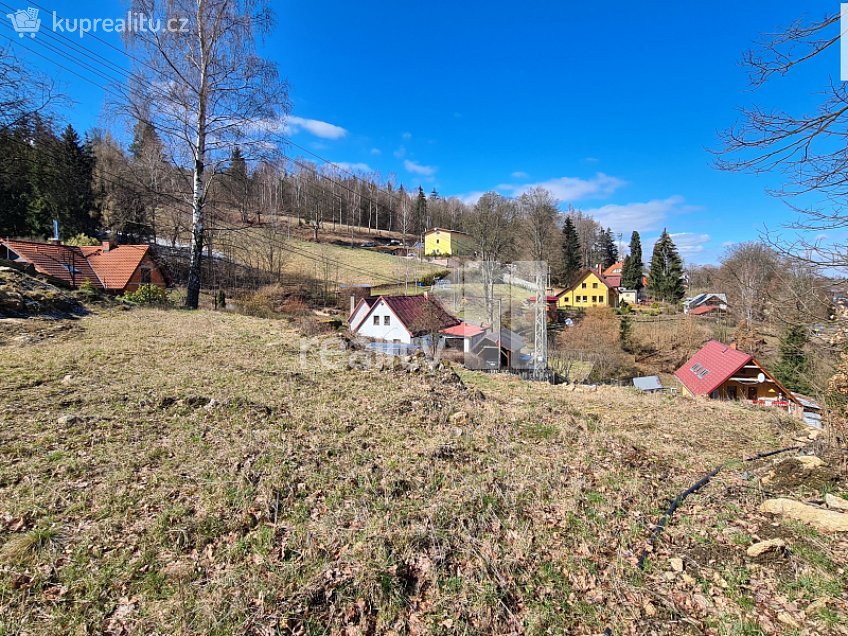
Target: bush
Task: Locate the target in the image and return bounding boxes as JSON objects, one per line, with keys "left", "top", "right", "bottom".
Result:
{"left": 64, "top": 234, "right": 100, "bottom": 247}
{"left": 237, "top": 291, "right": 277, "bottom": 318}
{"left": 122, "top": 284, "right": 170, "bottom": 306}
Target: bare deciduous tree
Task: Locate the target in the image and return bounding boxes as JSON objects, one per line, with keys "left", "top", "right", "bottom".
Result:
{"left": 467, "top": 192, "right": 518, "bottom": 323}
{"left": 124, "top": 0, "right": 289, "bottom": 308}
{"left": 0, "top": 46, "right": 59, "bottom": 130}
{"left": 717, "top": 11, "right": 848, "bottom": 271}
{"left": 717, "top": 242, "right": 778, "bottom": 324}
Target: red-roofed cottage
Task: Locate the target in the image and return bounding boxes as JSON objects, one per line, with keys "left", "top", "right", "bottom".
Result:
{"left": 1, "top": 239, "right": 166, "bottom": 293}
{"left": 349, "top": 294, "right": 460, "bottom": 345}
{"left": 675, "top": 340, "right": 803, "bottom": 415}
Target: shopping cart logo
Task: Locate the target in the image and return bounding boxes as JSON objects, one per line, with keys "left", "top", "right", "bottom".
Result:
{"left": 6, "top": 7, "right": 41, "bottom": 37}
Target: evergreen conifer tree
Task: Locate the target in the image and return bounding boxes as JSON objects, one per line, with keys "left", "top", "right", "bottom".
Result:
{"left": 647, "top": 228, "right": 684, "bottom": 302}
{"left": 621, "top": 231, "right": 644, "bottom": 290}
{"left": 560, "top": 216, "right": 582, "bottom": 283}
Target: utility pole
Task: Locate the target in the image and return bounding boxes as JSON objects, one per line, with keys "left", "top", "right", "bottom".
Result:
{"left": 533, "top": 261, "right": 548, "bottom": 379}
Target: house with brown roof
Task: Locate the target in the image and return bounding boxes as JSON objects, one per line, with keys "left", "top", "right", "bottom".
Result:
{"left": 0, "top": 239, "right": 166, "bottom": 293}
{"left": 555, "top": 268, "right": 618, "bottom": 309}
{"left": 349, "top": 294, "right": 460, "bottom": 345}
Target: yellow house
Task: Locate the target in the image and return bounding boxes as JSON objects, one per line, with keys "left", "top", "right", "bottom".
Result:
{"left": 556, "top": 269, "right": 618, "bottom": 309}
{"left": 423, "top": 228, "right": 473, "bottom": 257}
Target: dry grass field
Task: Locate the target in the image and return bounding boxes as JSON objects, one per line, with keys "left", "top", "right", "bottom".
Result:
{"left": 0, "top": 308, "right": 846, "bottom": 635}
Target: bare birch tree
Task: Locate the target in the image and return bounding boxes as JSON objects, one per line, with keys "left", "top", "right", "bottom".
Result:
{"left": 124, "top": 0, "right": 288, "bottom": 308}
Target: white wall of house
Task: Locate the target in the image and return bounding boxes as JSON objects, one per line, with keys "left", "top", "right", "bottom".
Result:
{"left": 353, "top": 299, "right": 413, "bottom": 343}
{"left": 619, "top": 289, "right": 638, "bottom": 305}
{"left": 349, "top": 300, "right": 372, "bottom": 331}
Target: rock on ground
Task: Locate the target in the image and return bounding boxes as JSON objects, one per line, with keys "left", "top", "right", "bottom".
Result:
{"left": 760, "top": 498, "right": 848, "bottom": 533}
{"left": 746, "top": 538, "right": 786, "bottom": 558}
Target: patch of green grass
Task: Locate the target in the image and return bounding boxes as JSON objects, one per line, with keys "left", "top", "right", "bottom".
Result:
{"left": 521, "top": 421, "right": 559, "bottom": 441}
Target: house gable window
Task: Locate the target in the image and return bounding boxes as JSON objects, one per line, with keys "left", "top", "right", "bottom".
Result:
{"left": 373, "top": 315, "right": 380, "bottom": 326}
{"left": 140, "top": 267, "right": 151, "bottom": 284}
{"left": 592, "top": 282, "right": 598, "bottom": 288}
{"left": 581, "top": 282, "right": 587, "bottom": 289}
{"left": 384, "top": 315, "right": 390, "bottom": 326}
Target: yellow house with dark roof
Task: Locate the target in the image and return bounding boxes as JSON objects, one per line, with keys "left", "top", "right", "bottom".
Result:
{"left": 423, "top": 228, "right": 473, "bottom": 257}
{"left": 556, "top": 269, "right": 618, "bottom": 309}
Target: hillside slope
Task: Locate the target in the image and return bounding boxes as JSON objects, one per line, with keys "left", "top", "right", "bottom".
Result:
{"left": 0, "top": 310, "right": 845, "bottom": 634}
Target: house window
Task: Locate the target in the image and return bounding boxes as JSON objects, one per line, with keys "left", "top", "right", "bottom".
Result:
{"left": 581, "top": 282, "right": 587, "bottom": 288}
{"left": 592, "top": 282, "right": 598, "bottom": 289}
{"left": 384, "top": 315, "right": 390, "bottom": 326}
{"left": 592, "top": 296, "right": 597, "bottom": 303}
{"left": 373, "top": 315, "right": 380, "bottom": 326}
{"left": 140, "top": 268, "right": 151, "bottom": 284}
{"left": 583, "top": 296, "right": 588, "bottom": 302}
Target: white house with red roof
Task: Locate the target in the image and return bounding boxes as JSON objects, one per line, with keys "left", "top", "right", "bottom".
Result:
{"left": 349, "top": 294, "right": 460, "bottom": 345}
{"left": 674, "top": 340, "right": 803, "bottom": 415}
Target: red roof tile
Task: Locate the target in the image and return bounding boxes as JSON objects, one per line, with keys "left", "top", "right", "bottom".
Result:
{"left": 80, "top": 245, "right": 149, "bottom": 290}
{"left": 2, "top": 240, "right": 155, "bottom": 291}
{"left": 1, "top": 240, "right": 102, "bottom": 287}
{"left": 603, "top": 262, "right": 623, "bottom": 277}
{"left": 382, "top": 295, "right": 460, "bottom": 336}
{"left": 440, "top": 322, "right": 485, "bottom": 337}
{"left": 674, "top": 340, "right": 751, "bottom": 396}
{"left": 354, "top": 295, "right": 460, "bottom": 337}
{"left": 689, "top": 305, "right": 720, "bottom": 316}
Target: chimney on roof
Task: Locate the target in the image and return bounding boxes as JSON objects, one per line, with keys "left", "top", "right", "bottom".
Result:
{"left": 350, "top": 294, "right": 356, "bottom": 315}
{"left": 102, "top": 238, "right": 115, "bottom": 252}
{"left": 51, "top": 219, "right": 60, "bottom": 245}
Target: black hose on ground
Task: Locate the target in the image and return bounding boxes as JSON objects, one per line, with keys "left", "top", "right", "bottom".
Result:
{"left": 636, "top": 445, "right": 804, "bottom": 570}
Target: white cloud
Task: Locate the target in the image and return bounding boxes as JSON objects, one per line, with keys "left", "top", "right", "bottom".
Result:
{"left": 511, "top": 171, "right": 529, "bottom": 179}
{"left": 456, "top": 191, "right": 487, "bottom": 205}
{"left": 402, "top": 131, "right": 412, "bottom": 140}
{"left": 668, "top": 232, "right": 711, "bottom": 255}
{"left": 404, "top": 159, "right": 437, "bottom": 176}
{"left": 330, "top": 162, "right": 372, "bottom": 174}
{"left": 501, "top": 172, "right": 625, "bottom": 202}
{"left": 582, "top": 196, "right": 691, "bottom": 234}
{"left": 370, "top": 147, "right": 381, "bottom": 156}
{"left": 285, "top": 116, "right": 348, "bottom": 140}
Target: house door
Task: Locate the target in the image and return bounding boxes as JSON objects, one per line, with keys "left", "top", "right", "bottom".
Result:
{"left": 747, "top": 387, "right": 757, "bottom": 401}
{"left": 727, "top": 386, "right": 737, "bottom": 400}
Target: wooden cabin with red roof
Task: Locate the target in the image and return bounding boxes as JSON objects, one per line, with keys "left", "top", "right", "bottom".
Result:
{"left": 0, "top": 239, "right": 165, "bottom": 294}
{"left": 674, "top": 340, "right": 803, "bottom": 415}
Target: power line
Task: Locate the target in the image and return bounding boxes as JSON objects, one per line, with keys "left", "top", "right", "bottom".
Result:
{"left": 1, "top": 129, "right": 423, "bottom": 287}
{"left": 0, "top": 3, "right": 413, "bottom": 216}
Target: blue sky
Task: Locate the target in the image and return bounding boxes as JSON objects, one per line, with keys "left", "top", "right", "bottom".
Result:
{"left": 1, "top": 1, "right": 841, "bottom": 263}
